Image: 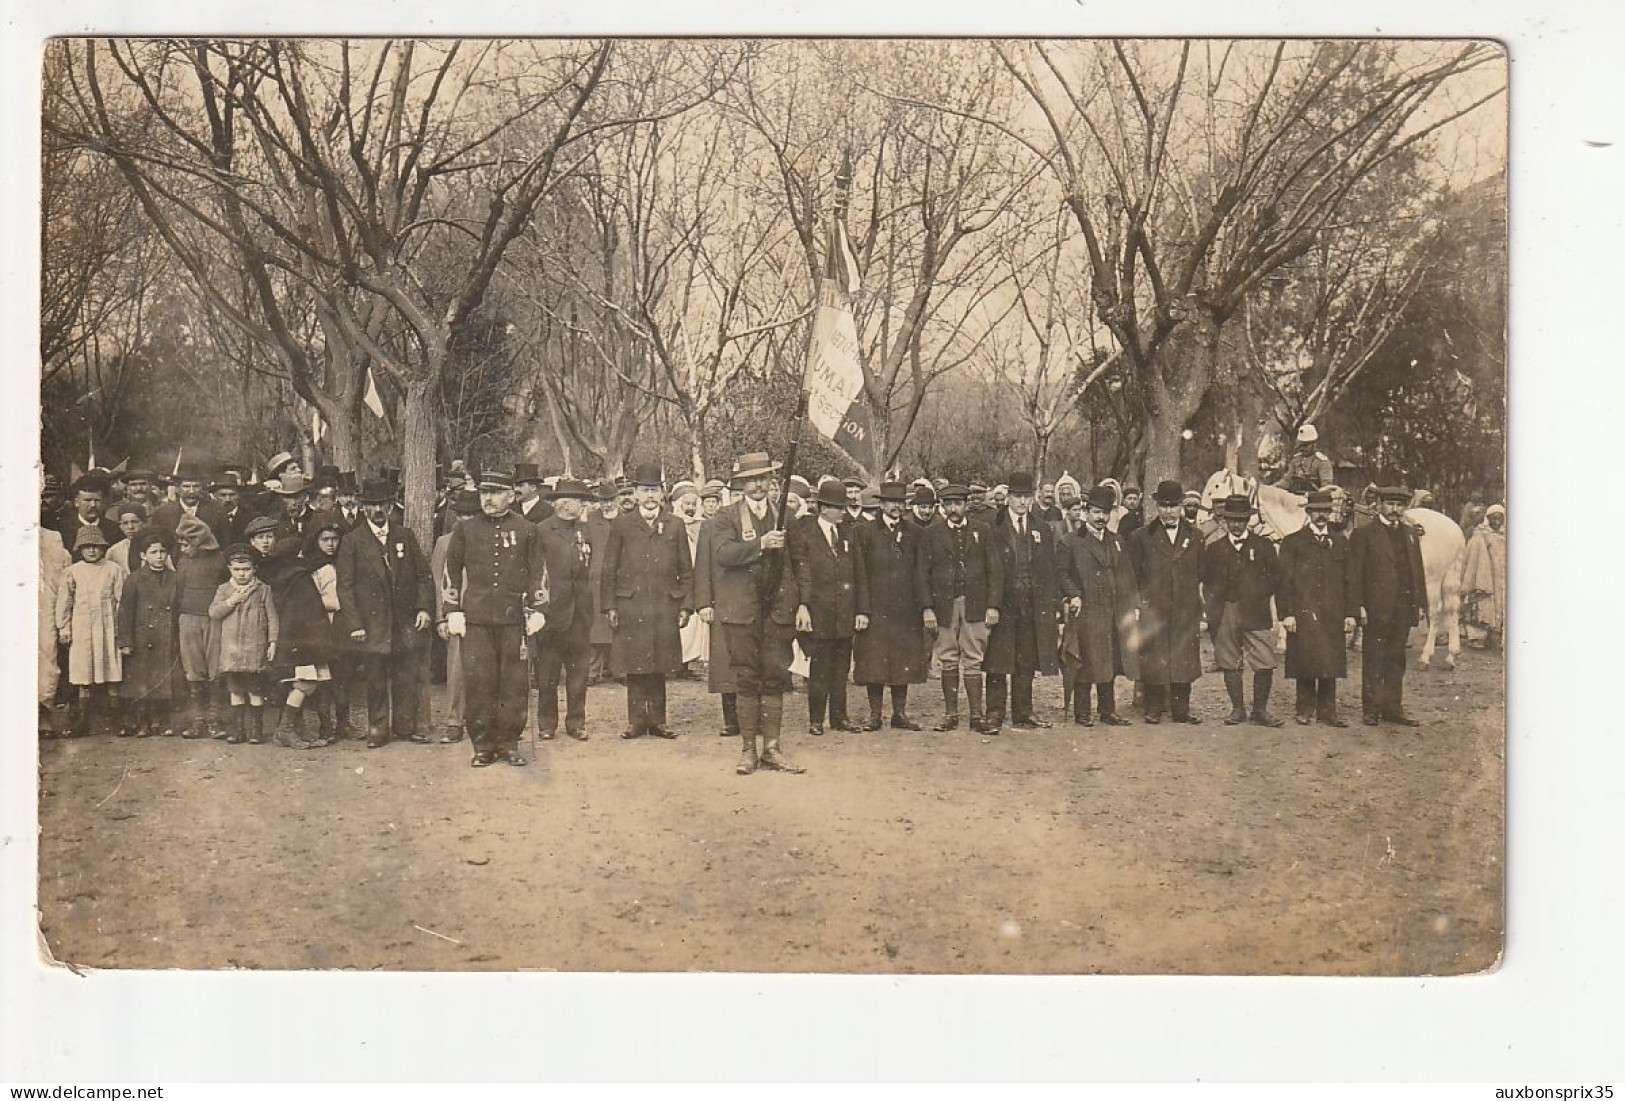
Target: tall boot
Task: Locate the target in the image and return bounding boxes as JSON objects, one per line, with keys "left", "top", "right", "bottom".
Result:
{"left": 226, "top": 703, "right": 246, "bottom": 744}
{"left": 1222, "top": 670, "right": 1248, "bottom": 724}
{"left": 332, "top": 684, "right": 361, "bottom": 741}
{"left": 735, "top": 694, "right": 761, "bottom": 774}
{"left": 311, "top": 690, "right": 336, "bottom": 746}
{"left": 757, "top": 693, "right": 804, "bottom": 773}
{"left": 965, "top": 673, "right": 991, "bottom": 734}
{"left": 1251, "top": 671, "right": 1284, "bottom": 727}
{"left": 70, "top": 690, "right": 90, "bottom": 738}
{"left": 979, "top": 674, "right": 1004, "bottom": 733}
{"left": 209, "top": 683, "right": 229, "bottom": 739}
{"left": 274, "top": 703, "right": 316, "bottom": 749}
{"left": 890, "top": 685, "right": 920, "bottom": 730}
{"left": 182, "top": 683, "right": 204, "bottom": 738}
{"left": 934, "top": 671, "right": 960, "bottom": 731}
{"left": 720, "top": 692, "right": 740, "bottom": 738}
{"left": 247, "top": 704, "right": 266, "bottom": 745}
{"left": 864, "top": 685, "right": 885, "bottom": 732}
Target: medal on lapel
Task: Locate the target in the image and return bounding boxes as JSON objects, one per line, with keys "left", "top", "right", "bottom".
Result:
{"left": 1032, "top": 530, "right": 1042, "bottom": 544}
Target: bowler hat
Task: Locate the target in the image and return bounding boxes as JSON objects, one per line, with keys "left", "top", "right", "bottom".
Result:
{"left": 1305, "top": 489, "right": 1337, "bottom": 511}
{"left": 911, "top": 485, "right": 938, "bottom": 507}
{"left": 1006, "top": 472, "right": 1036, "bottom": 496}
{"left": 814, "top": 481, "right": 848, "bottom": 509}
{"left": 1152, "top": 480, "right": 1184, "bottom": 506}
{"left": 359, "top": 479, "right": 397, "bottom": 503}
{"left": 878, "top": 480, "right": 908, "bottom": 502}
{"left": 451, "top": 488, "right": 483, "bottom": 515}
{"left": 630, "top": 463, "right": 663, "bottom": 488}
{"left": 549, "top": 478, "right": 592, "bottom": 501}
{"left": 732, "top": 452, "right": 781, "bottom": 480}
{"left": 514, "top": 462, "right": 543, "bottom": 485}
{"left": 1084, "top": 486, "right": 1117, "bottom": 511}
{"left": 1219, "top": 494, "right": 1253, "bottom": 520}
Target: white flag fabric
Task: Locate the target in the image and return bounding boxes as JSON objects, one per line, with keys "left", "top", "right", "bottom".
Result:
{"left": 363, "top": 369, "right": 386, "bottom": 419}
{"left": 805, "top": 291, "right": 865, "bottom": 442}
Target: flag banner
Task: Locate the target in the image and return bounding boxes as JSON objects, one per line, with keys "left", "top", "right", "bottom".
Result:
{"left": 311, "top": 408, "right": 325, "bottom": 444}
{"left": 804, "top": 222, "right": 875, "bottom": 473}
{"left": 363, "top": 368, "right": 386, "bottom": 419}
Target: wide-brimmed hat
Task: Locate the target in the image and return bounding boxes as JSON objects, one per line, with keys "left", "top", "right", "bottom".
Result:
{"left": 1376, "top": 485, "right": 1411, "bottom": 503}
{"left": 273, "top": 472, "right": 312, "bottom": 496}
{"left": 548, "top": 478, "right": 592, "bottom": 502}
{"left": 73, "top": 525, "right": 110, "bottom": 551}
{"left": 814, "top": 482, "right": 847, "bottom": 509}
{"left": 1006, "top": 472, "right": 1036, "bottom": 496}
{"left": 1084, "top": 486, "right": 1117, "bottom": 511}
{"left": 359, "top": 478, "right": 397, "bottom": 503}
{"left": 1219, "top": 494, "right": 1253, "bottom": 520}
{"left": 878, "top": 481, "right": 909, "bottom": 502}
{"left": 243, "top": 515, "right": 281, "bottom": 539}
{"left": 1152, "top": 480, "right": 1184, "bottom": 506}
{"left": 266, "top": 452, "right": 298, "bottom": 478}
{"left": 1305, "top": 489, "right": 1337, "bottom": 512}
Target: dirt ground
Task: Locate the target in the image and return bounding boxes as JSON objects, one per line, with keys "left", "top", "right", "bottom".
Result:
{"left": 36, "top": 633, "right": 1503, "bottom": 975}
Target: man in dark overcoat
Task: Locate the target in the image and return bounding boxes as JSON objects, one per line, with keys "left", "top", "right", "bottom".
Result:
{"left": 982, "top": 473, "right": 1062, "bottom": 731}
{"left": 918, "top": 484, "right": 1004, "bottom": 732}
{"left": 793, "top": 480, "right": 867, "bottom": 736}
{"left": 849, "top": 480, "right": 932, "bottom": 731}
{"left": 1201, "top": 494, "right": 1285, "bottom": 727}
{"left": 335, "top": 479, "right": 435, "bottom": 747}
{"left": 441, "top": 469, "right": 550, "bottom": 766}
{"left": 531, "top": 479, "right": 597, "bottom": 741}
{"left": 1128, "top": 479, "right": 1205, "bottom": 724}
{"left": 709, "top": 451, "right": 805, "bottom": 775}
{"left": 1277, "top": 489, "right": 1357, "bottom": 726}
{"left": 601, "top": 464, "right": 693, "bottom": 739}
{"left": 692, "top": 499, "right": 741, "bottom": 738}
{"left": 1347, "top": 484, "right": 1429, "bottom": 726}
{"left": 1057, "top": 485, "right": 1137, "bottom": 726}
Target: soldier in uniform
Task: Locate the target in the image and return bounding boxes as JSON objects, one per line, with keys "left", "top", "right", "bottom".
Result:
{"left": 441, "top": 469, "right": 550, "bottom": 766}
{"left": 1277, "top": 489, "right": 1356, "bottom": 726}
{"left": 335, "top": 479, "right": 435, "bottom": 748}
{"left": 601, "top": 464, "right": 693, "bottom": 740}
{"left": 531, "top": 479, "right": 597, "bottom": 741}
{"left": 1058, "top": 485, "right": 1137, "bottom": 726}
{"left": 708, "top": 451, "right": 805, "bottom": 775}
{"left": 1128, "top": 480, "right": 1205, "bottom": 724}
{"left": 983, "top": 473, "right": 1062, "bottom": 731}
{"left": 793, "top": 481, "right": 866, "bottom": 736}
{"left": 1276, "top": 424, "right": 1336, "bottom": 495}
{"left": 1348, "top": 485, "right": 1429, "bottom": 726}
{"left": 1201, "top": 494, "right": 1285, "bottom": 727}
{"left": 849, "top": 481, "right": 932, "bottom": 730}
{"left": 918, "top": 484, "right": 1004, "bottom": 732}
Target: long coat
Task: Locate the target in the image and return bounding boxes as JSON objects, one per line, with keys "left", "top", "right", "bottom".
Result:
{"left": 1129, "top": 520, "right": 1205, "bottom": 685}
{"left": 1347, "top": 518, "right": 1428, "bottom": 629}
{"left": 209, "top": 578, "right": 278, "bottom": 674}
{"left": 792, "top": 516, "right": 865, "bottom": 640}
{"left": 335, "top": 523, "right": 433, "bottom": 656}
{"left": 266, "top": 554, "right": 340, "bottom": 668}
{"left": 601, "top": 509, "right": 693, "bottom": 676}
{"left": 39, "top": 530, "right": 71, "bottom": 703}
{"left": 982, "top": 517, "right": 1062, "bottom": 676}
{"left": 56, "top": 558, "right": 126, "bottom": 685}
{"left": 583, "top": 513, "right": 617, "bottom": 647}
{"left": 1461, "top": 526, "right": 1506, "bottom": 631}
{"left": 1277, "top": 526, "right": 1354, "bottom": 679}
{"left": 850, "top": 516, "right": 931, "bottom": 685}
{"left": 692, "top": 517, "right": 738, "bottom": 693}
{"left": 116, "top": 566, "right": 180, "bottom": 701}
{"left": 1057, "top": 527, "right": 1138, "bottom": 683}
{"left": 533, "top": 514, "right": 596, "bottom": 631}
{"left": 918, "top": 518, "right": 1004, "bottom": 622}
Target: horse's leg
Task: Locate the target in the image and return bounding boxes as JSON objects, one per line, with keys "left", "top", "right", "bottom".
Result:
{"left": 1419, "top": 607, "right": 1436, "bottom": 671}
{"left": 1276, "top": 622, "right": 1287, "bottom": 655}
{"left": 1442, "top": 578, "right": 1461, "bottom": 671}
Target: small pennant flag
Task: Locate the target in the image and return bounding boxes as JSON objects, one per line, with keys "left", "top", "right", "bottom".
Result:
{"left": 363, "top": 369, "right": 386, "bottom": 420}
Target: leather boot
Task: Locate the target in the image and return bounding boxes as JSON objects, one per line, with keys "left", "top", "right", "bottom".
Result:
{"left": 890, "top": 685, "right": 921, "bottom": 730}
{"left": 274, "top": 705, "right": 316, "bottom": 749}
{"left": 70, "top": 691, "right": 90, "bottom": 738}
{"left": 720, "top": 692, "right": 740, "bottom": 738}
{"left": 934, "top": 671, "right": 960, "bottom": 731}
{"left": 1073, "top": 683, "right": 1092, "bottom": 726}
{"left": 864, "top": 685, "right": 885, "bottom": 732}
{"left": 757, "top": 694, "right": 804, "bottom": 773}
{"left": 735, "top": 695, "right": 761, "bottom": 775}
{"left": 965, "top": 673, "right": 993, "bottom": 734}
{"left": 1318, "top": 679, "right": 1347, "bottom": 727}
{"left": 332, "top": 687, "right": 361, "bottom": 741}
{"left": 209, "top": 684, "right": 229, "bottom": 739}
{"left": 182, "top": 683, "right": 204, "bottom": 738}
{"left": 982, "top": 674, "right": 1006, "bottom": 733}
{"left": 247, "top": 705, "right": 266, "bottom": 745}
{"left": 1251, "top": 671, "right": 1284, "bottom": 727}
{"left": 311, "top": 693, "right": 336, "bottom": 746}
{"left": 1295, "top": 679, "right": 1316, "bottom": 724}
{"left": 1223, "top": 670, "right": 1248, "bottom": 724}
{"left": 226, "top": 703, "right": 246, "bottom": 744}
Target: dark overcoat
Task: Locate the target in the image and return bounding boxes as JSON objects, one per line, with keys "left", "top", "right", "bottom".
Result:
{"left": 850, "top": 516, "right": 931, "bottom": 685}
{"left": 1347, "top": 518, "right": 1429, "bottom": 629}
{"left": 707, "top": 499, "right": 797, "bottom": 627}
{"left": 533, "top": 514, "right": 595, "bottom": 630}
{"left": 601, "top": 509, "right": 693, "bottom": 676}
{"left": 265, "top": 553, "right": 339, "bottom": 667}
{"left": 334, "top": 522, "right": 433, "bottom": 656}
{"left": 583, "top": 513, "right": 616, "bottom": 646}
{"left": 982, "top": 517, "right": 1062, "bottom": 676}
{"left": 1057, "top": 527, "right": 1138, "bottom": 683}
{"left": 1199, "top": 532, "right": 1280, "bottom": 633}
{"left": 116, "top": 566, "right": 179, "bottom": 701}
{"left": 791, "top": 515, "right": 865, "bottom": 640}
{"left": 918, "top": 518, "right": 1004, "bottom": 622}
{"left": 1129, "top": 520, "right": 1205, "bottom": 685}
{"left": 1277, "top": 526, "right": 1354, "bottom": 679}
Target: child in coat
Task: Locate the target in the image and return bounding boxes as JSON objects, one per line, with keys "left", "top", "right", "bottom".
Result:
{"left": 174, "top": 517, "right": 228, "bottom": 738}
{"left": 117, "top": 531, "right": 181, "bottom": 737}
{"left": 54, "top": 526, "right": 128, "bottom": 736}
{"left": 208, "top": 545, "right": 279, "bottom": 745}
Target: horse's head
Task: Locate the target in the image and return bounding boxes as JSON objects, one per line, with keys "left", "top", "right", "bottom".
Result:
{"left": 1201, "top": 468, "right": 1257, "bottom": 511}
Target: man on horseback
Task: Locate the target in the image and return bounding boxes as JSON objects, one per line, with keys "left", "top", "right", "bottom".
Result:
{"left": 1276, "top": 424, "right": 1336, "bottom": 496}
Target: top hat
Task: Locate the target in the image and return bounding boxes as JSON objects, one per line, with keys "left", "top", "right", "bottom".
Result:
{"left": 513, "top": 462, "right": 543, "bottom": 485}
{"left": 814, "top": 481, "right": 848, "bottom": 509}
{"left": 359, "top": 479, "right": 397, "bottom": 503}
{"left": 878, "top": 480, "right": 909, "bottom": 502}
{"left": 1219, "top": 494, "right": 1253, "bottom": 520}
{"left": 1006, "top": 472, "right": 1036, "bottom": 496}
{"left": 1152, "top": 480, "right": 1185, "bottom": 506}
{"left": 335, "top": 471, "right": 359, "bottom": 495}
{"left": 630, "top": 463, "right": 664, "bottom": 488}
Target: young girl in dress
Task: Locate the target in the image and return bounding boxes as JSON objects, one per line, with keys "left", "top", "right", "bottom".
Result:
{"left": 116, "top": 531, "right": 180, "bottom": 736}
{"left": 54, "top": 526, "right": 127, "bottom": 736}
{"left": 209, "top": 545, "right": 279, "bottom": 745}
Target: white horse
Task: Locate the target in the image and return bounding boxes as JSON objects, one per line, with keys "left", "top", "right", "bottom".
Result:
{"left": 1201, "top": 470, "right": 1468, "bottom": 671}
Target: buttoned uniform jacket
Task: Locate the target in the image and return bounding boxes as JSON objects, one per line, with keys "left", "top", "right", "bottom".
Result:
{"left": 532, "top": 514, "right": 594, "bottom": 630}
{"left": 982, "top": 514, "right": 1062, "bottom": 676}
{"left": 441, "top": 511, "right": 549, "bottom": 627}
{"left": 792, "top": 514, "right": 867, "bottom": 640}
{"left": 335, "top": 520, "right": 434, "bottom": 656}
{"left": 1128, "top": 519, "right": 1205, "bottom": 685}
{"left": 1057, "top": 525, "right": 1139, "bottom": 684}
{"left": 1276, "top": 525, "right": 1354, "bottom": 680}
{"left": 918, "top": 516, "right": 1004, "bottom": 623}
{"left": 1347, "top": 516, "right": 1428, "bottom": 629}
{"left": 849, "top": 515, "right": 932, "bottom": 686}
{"left": 1199, "top": 530, "right": 1281, "bottom": 634}
{"left": 708, "top": 499, "right": 797, "bottom": 629}
{"left": 600, "top": 508, "right": 693, "bottom": 676}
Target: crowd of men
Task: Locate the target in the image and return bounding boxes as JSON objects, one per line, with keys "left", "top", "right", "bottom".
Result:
{"left": 40, "top": 434, "right": 1487, "bottom": 778}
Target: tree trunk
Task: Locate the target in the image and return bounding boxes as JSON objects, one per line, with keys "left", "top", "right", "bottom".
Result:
{"left": 321, "top": 404, "right": 364, "bottom": 474}
{"left": 1034, "top": 430, "right": 1052, "bottom": 484}
{"left": 1137, "top": 323, "right": 1220, "bottom": 489}
{"left": 400, "top": 377, "right": 438, "bottom": 550}
{"left": 689, "top": 412, "right": 708, "bottom": 483}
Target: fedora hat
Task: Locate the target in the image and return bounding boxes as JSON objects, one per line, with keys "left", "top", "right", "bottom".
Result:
{"left": 548, "top": 478, "right": 592, "bottom": 501}
{"left": 814, "top": 481, "right": 848, "bottom": 509}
